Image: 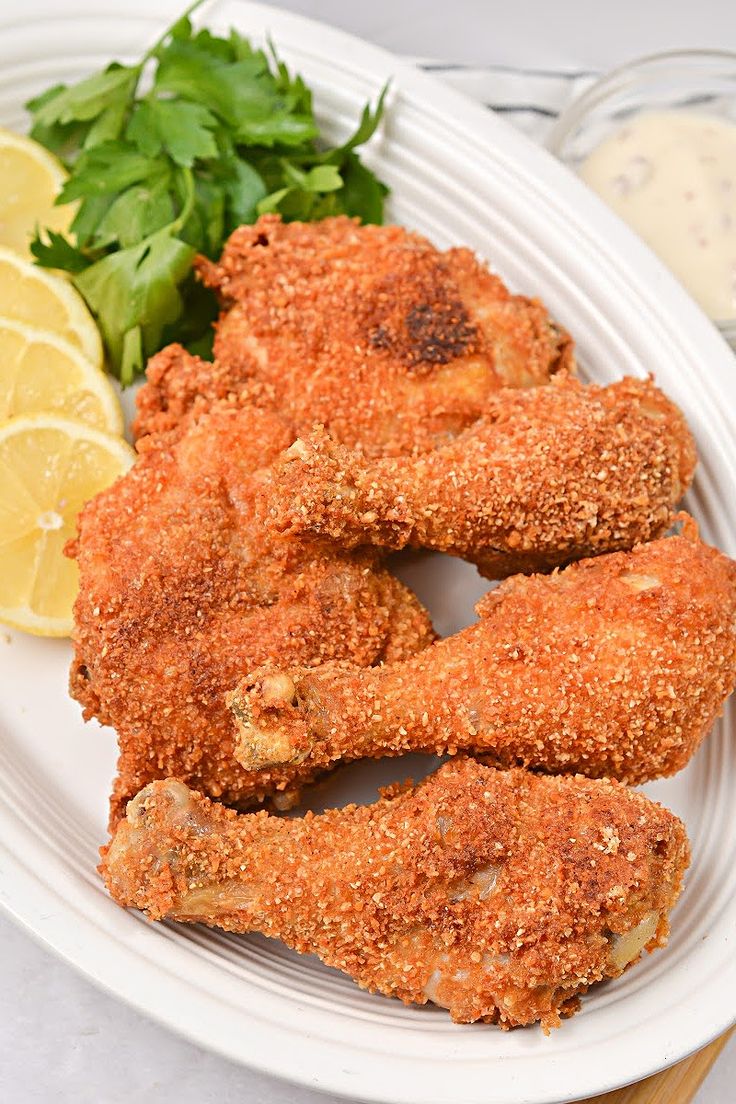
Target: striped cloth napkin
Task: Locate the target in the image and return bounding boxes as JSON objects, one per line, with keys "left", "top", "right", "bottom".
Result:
{"left": 414, "top": 61, "right": 597, "bottom": 142}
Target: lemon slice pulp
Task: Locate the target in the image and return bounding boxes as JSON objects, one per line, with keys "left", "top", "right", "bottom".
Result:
{"left": 0, "top": 318, "right": 121, "bottom": 432}
{"left": 0, "top": 414, "right": 134, "bottom": 636}
{"left": 0, "top": 125, "right": 76, "bottom": 256}
{"left": 0, "top": 247, "right": 102, "bottom": 367}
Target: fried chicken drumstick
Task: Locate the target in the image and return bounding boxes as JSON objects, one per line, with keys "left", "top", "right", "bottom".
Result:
{"left": 262, "top": 375, "right": 696, "bottom": 577}
{"left": 68, "top": 373, "right": 433, "bottom": 826}
{"left": 135, "top": 215, "right": 573, "bottom": 450}
{"left": 102, "top": 759, "right": 689, "bottom": 1031}
{"left": 231, "top": 528, "right": 736, "bottom": 784}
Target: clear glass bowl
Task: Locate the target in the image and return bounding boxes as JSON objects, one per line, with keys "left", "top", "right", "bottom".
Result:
{"left": 547, "top": 50, "right": 736, "bottom": 348}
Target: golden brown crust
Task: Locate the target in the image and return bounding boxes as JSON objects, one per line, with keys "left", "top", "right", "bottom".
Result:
{"left": 101, "top": 760, "right": 689, "bottom": 1031}
{"left": 132, "top": 343, "right": 240, "bottom": 439}
{"left": 135, "top": 215, "right": 574, "bottom": 452}
{"left": 261, "top": 375, "right": 696, "bottom": 576}
{"left": 230, "top": 529, "right": 736, "bottom": 784}
{"left": 68, "top": 360, "right": 434, "bottom": 826}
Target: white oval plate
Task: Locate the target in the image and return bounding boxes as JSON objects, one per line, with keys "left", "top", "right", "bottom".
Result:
{"left": 1, "top": 4, "right": 735, "bottom": 1102}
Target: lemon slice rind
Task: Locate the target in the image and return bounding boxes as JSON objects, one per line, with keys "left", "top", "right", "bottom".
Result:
{"left": 0, "top": 316, "right": 122, "bottom": 433}
{"left": 0, "top": 246, "right": 102, "bottom": 368}
{"left": 0, "top": 413, "right": 135, "bottom": 637}
{"left": 0, "top": 124, "right": 75, "bottom": 256}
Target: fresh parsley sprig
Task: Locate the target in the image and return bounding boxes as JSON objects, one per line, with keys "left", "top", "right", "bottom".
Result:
{"left": 28, "top": 0, "right": 388, "bottom": 384}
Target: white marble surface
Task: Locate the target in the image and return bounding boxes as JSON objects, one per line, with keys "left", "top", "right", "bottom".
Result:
{"left": 2, "top": 1, "right": 735, "bottom": 1101}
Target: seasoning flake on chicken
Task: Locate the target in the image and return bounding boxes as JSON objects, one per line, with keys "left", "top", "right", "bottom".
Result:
{"left": 261, "top": 374, "right": 696, "bottom": 577}
{"left": 68, "top": 361, "right": 434, "bottom": 827}
{"left": 102, "top": 759, "right": 689, "bottom": 1032}
{"left": 134, "top": 214, "right": 574, "bottom": 453}
{"left": 230, "top": 526, "right": 736, "bottom": 784}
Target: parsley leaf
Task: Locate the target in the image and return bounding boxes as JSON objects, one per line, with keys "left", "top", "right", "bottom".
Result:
{"left": 337, "top": 154, "right": 389, "bottom": 224}
{"left": 30, "top": 229, "right": 91, "bottom": 273}
{"left": 321, "top": 85, "right": 389, "bottom": 161}
{"left": 75, "top": 228, "right": 196, "bottom": 386}
{"left": 27, "top": 0, "right": 389, "bottom": 382}
{"left": 58, "top": 142, "right": 168, "bottom": 202}
{"left": 127, "top": 100, "right": 218, "bottom": 166}
{"left": 30, "top": 65, "right": 139, "bottom": 131}
{"left": 94, "top": 181, "right": 176, "bottom": 249}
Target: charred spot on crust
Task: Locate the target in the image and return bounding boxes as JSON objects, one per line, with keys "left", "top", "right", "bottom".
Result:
{"left": 370, "top": 299, "right": 478, "bottom": 371}
{"left": 362, "top": 262, "right": 480, "bottom": 373}
{"left": 407, "top": 301, "right": 478, "bottom": 364}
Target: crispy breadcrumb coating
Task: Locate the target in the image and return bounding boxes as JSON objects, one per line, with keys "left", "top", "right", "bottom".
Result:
{"left": 230, "top": 527, "right": 736, "bottom": 784}
{"left": 135, "top": 215, "right": 574, "bottom": 451}
{"left": 261, "top": 375, "right": 696, "bottom": 577}
{"left": 101, "top": 760, "right": 689, "bottom": 1031}
{"left": 68, "top": 378, "right": 434, "bottom": 827}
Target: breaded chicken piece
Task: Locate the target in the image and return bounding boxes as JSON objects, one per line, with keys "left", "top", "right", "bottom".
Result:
{"left": 135, "top": 215, "right": 574, "bottom": 450}
{"left": 68, "top": 384, "right": 434, "bottom": 827}
{"left": 230, "top": 527, "right": 736, "bottom": 784}
{"left": 261, "top": 375, "right": 696, "bottom": 577}
{"left": 102, "top": 760, "right": 689, "bottom": 1031}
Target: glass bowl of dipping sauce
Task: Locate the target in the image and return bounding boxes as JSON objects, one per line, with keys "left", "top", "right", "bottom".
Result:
{"left": 547, "top": 50, "right": 736, "bottom": 347}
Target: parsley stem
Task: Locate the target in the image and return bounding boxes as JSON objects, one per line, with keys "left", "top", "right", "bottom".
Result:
{"left": 141, "top": 0, "right": 211, "bottom": 66}
{"left": 171, "top": 167, "right": 196, "bottom": 235}
{"left": 129, "top": 0, "right": 212, "bottom": 121}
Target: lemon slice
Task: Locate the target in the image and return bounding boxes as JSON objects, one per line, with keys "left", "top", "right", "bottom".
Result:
{"left": 0, "top": 126, "right": 76, "bottom": 256}
{"left": 0, "top": 318, "right": 122, "bottom": 433}
{"left": 0, "top": 247, "right": 102, "bottom": 367}
{"left": 0, "top": 414, "right": 134, "bottom": 636}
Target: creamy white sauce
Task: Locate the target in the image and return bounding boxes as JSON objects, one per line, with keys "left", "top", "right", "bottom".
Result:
{"left": 580, "top": 110, "right": 736, "bottom": 320}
